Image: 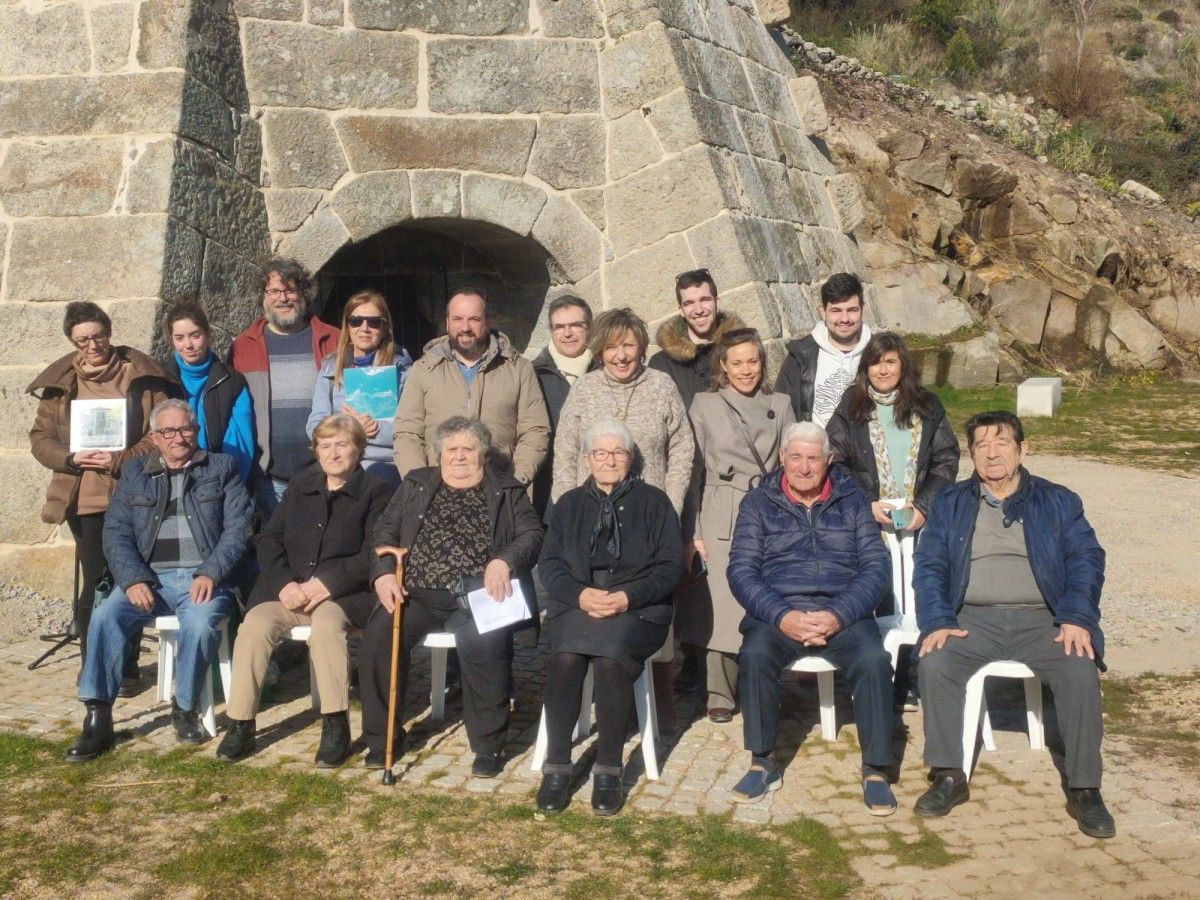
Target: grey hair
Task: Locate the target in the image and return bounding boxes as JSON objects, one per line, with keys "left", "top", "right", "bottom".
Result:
{"left": 149, "top": 398, "right": 196, "bottom": 431}
{"left": 581, "top": 418, "right": 636, "bottom": 455}
{"left": 781, "top": 420, "right": 830, "bottom": 456}
{"left": 433, "top": 416, "right": 492, "bottom": 457}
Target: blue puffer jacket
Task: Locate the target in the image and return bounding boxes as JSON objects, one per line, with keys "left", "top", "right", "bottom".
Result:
{"left": 727, "top": 464, "right": 890, "bottom": 629}
{"left": 103, "top": 451, "right": 253, "bottom": 590}
{"left": 913, "top": 468, "right": 1106, "bottom": 664}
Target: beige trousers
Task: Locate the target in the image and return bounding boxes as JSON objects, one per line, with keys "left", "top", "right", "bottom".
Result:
{"left": 227, "top": 600, "right": 351, "bottom": 719}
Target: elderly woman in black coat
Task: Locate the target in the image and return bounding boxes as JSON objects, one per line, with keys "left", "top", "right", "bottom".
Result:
{"left": 218, "top": 414, "right": 394, "bottom": 767}
{"left": 535, "top": 419, "right": 683, "bottom": 817}
{"left": 361, "top": 416, "right": 543, "bottom": 778}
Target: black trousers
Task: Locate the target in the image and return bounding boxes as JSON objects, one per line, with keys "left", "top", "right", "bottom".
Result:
{"left": 359, "top": 593, "right": 514, "bottom": 755}
{"left": 67, "top": 513, "right": 106, "bottom": 660}
{"left": 739, "top": 616, "right": 895, "bottom": 770}
{"left": 543, "top": 652, "right": 636, "bottom": 773}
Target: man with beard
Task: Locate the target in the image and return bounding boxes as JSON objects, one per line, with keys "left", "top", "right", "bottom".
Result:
{"left": 230, "top": 258, "right": 339, "bottom": 519}
{"left": 775, "top": 273, "right": 873, "bottom": 428}
{"left": 393, "top": 287, "right": 549, "bottom": 486}
{"left": 648, "top": 268, "right": 744, "bottom": 409}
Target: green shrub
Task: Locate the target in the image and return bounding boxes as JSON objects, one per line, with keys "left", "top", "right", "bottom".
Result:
{"left": 944, "top": 26, "right": 979, "bottom": 80}
{"left": 1112, "top": 5, "right": 1143, "bottom": 21}
{"left": 1045, "top": 126, "right": 1113, "bottom": 180}
{"left": 1125, "top": 44, "right": 1146, "bottom": 61}
{"left": 1156, "top": 9, "right": 1183, "bottom": 27}
{"left": 909, "top": 0, "right": 965, "bottom": 43}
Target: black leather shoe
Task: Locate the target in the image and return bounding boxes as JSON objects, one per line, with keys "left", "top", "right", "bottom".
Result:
{"left": 591, "top": 773, "right": 624, "bottom": 816}
{"left": 66, "top": 701, "right": 114, "bottom": 762}
{"left": 118, "top": 663, "right": 143, "bottom": 699}
{"left": 172, "top": 700, "right": 207, "bottom": 744}
{"left": 914, "top": 772, "right": 969, "bottom": 817}
{"left": 471, "top": 752, "right": 505, "bottom": 778}
{"left": 365, "top": 735, "right": 404, "bottom": 770}
{"left": 1067, "top": 788, "right": 1116, "bottom": 838}
{"left": 536, "top": 772, "right": 572, "bottom": 814}
{"left": 217, "top": 719, "right": 256, "bottom": 761}
{"left": 315, "top": 712, "right": 351, "bottom": 768}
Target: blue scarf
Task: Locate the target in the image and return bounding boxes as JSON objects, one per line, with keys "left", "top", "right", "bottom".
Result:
{"left": 174, "top": 351, "right": 213, "bottom": 449}
{"left": 352, "top": 350, "right": 377, "bottom": 367}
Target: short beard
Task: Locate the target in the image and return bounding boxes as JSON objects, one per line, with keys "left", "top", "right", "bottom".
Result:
{"left": 265, "top": 302, "right": 307, "bottom": 330}
{"left": 453, "top": 332, "right": 487, "bottom": 358}
{"left": 830, "top": 324, "right": 862, "bottom": 347}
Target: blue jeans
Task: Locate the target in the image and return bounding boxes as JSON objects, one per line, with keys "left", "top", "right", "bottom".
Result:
{"left": 79, "top": 568, "right": 232, "bottom": 710}
{"left": 739, "top": 616, "right": 895, "bottom": 771}
{"left": 253, "top": 472, "right": 289, "bottom": 523}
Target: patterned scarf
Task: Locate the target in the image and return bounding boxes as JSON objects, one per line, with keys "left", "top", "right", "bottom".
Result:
{"left": 587, "top": 475, "right": 635, "bottom": 559}
{"left": 867, "top": 387, "right": 922, "bottom": 501}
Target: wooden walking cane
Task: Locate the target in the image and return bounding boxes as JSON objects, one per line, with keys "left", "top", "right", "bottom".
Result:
{"left": 375, "top": 546, "right": 408, "bottom": 786}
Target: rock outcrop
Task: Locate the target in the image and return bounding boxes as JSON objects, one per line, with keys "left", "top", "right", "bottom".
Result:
{"left": 781, "top": 29, "right": 1200, "bottom": 383}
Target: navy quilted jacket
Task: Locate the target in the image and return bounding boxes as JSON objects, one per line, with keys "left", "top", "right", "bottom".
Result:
{"left": 913, "top": 469, "right": 1107, "bottom": 664}
{"left": 727, "top": 464, "right": 890, "bottom": 629}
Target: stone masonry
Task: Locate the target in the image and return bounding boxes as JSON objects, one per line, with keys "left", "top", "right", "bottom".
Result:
{"left": 0, "top": 0, "right": 865, "bottom": 597}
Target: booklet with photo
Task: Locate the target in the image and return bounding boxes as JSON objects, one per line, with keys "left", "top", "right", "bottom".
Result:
{"left": 342, "top": 366, "right": 399, "bottom": 420}
{"left": 70, "top": 399, "right": 127, "bottom": 452}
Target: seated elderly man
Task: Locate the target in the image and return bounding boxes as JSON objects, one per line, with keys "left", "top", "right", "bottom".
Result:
{"left": 67, "top": 399, "right": 252, "bottom": 760}
{"left": 728, "top": 421, "right": 895, "bottom": 813}
{"left": 913, "top": 411, "right": 1112, "bottom": 838}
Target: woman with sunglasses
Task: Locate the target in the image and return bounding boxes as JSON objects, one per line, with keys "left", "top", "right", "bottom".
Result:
{"left": 161, "top": 301, "right": 256, "bottom": 483}
{"left": 308, "top": 291, "right": 413, "bottom": 486}
{"left": 27, "top": 301, "right": 179, "bottom": 674}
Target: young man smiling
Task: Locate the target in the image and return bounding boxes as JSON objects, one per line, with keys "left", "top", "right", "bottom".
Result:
{"left": 775, "top": 273, "right": 873, "bottom": 428}
{"left": 648, "top": 268, "right": 745, "bottom": 409}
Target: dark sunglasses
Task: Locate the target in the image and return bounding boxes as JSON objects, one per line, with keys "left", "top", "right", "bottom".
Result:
{"left": 347, "top": 315, "right": 386, "bottom": 329}
{"left": 675, "top": 267, "right": 712, "bottom": 284}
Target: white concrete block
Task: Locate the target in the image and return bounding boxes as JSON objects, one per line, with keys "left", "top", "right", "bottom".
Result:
{"left": 1017, "top": 377, "right": 1062, "bottom": 417}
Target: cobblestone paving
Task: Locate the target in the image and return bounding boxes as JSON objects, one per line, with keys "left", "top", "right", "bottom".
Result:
{"left": 3, "top": 630, "right": 1197, "bottom": 898}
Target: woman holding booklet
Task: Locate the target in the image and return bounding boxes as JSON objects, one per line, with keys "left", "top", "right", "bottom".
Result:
{"left": 27, "top": 302, "right": 178, "bottom": 672}
{"left": 307, "top": 290, "right": 413, "bottom": 486}
{"left": 535, "top": 419, "right": 682, "bottom": 817}
{"left": 360, "top": 417, "right": 543, "bottom": 778}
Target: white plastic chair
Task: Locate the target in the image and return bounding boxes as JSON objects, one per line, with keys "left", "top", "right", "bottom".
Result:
{"left": 530, "top": 658, "right": 661, "bottom": 780}
{"left": 876, "top": 529, "right": 920, "bottom": 672}
{"left": 154, "top": 615, "right": 233, "bottom": 738}
{"left": 962, "top": 660, "right": 1046, "bottom": 780}
{"left": 423, "top": 632, "right": 456, "bottom": 720}
{"left": 787, "top": 656, "right": 839, "bottom": 741}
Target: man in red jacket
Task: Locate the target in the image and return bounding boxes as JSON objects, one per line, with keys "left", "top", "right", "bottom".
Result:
{"left": 229, "top": 258, "right": 339, "bottom": 519}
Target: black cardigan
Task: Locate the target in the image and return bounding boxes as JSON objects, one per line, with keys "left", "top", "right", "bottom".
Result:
{"left": 538, "top": 478, "right": 683, "bottom": 627}
{"left": 825, "top": 391, "right": 961, "bottom": 514}
{"left": 368, "top": 465, "right": 544, "bottom": 597}
{"left": 248, "top": 464, "right": 394, "bottom": 625}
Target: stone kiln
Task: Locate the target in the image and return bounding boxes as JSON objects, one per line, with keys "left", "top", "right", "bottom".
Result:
{"left": 0, "top": 0, "right": 863, "bottom": 595}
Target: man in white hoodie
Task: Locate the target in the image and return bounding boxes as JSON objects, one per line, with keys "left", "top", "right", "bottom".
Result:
{"left": 774, "top": 273, "right": 872, "bottom": 427}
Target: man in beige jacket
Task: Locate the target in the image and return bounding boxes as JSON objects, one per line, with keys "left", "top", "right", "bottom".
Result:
{"left": 393, "top": 288, "right": 550, "bottom": 485}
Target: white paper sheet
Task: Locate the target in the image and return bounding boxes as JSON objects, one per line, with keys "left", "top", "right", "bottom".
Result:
{"left": 70, "top": 398, "right": 127, "bottom": 452}
{"left": 466, "top": 579, "right": 531, "bottom": 634}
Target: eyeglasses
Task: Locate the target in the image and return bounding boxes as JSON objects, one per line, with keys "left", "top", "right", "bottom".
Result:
{"left": 550, "top": 321, "right": 589, "bottom": 333}
{"left": 589, "top": 448, "right": 630, "bottom": 462}
{"left": 264, "top": 288, "right": 299, "bottom": 300}
{"left": 72, "top": 332, "right": 110, "bottom": 348}
{"left": 347, "top": 315, "right": 386, "bottom": 329}
{"left": 154, "top": 426, "right": 198, "bottom": 440}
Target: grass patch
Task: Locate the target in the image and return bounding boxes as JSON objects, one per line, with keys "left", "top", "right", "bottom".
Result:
{"left": 931, "top": 377, "right": 1200, "bottom": 474}
{"left": 1102, "top": 671, "right": 1200, "bottom": 774}
{"left": 883, "top": 825, "right": 963, "bottom": 867}
{"left": 0, "top": 732, "right": 859, "bottom": 898}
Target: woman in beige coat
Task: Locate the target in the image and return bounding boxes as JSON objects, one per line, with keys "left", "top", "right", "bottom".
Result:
{"left": 678, "top": 328, "right": 794, "bottom": 722}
